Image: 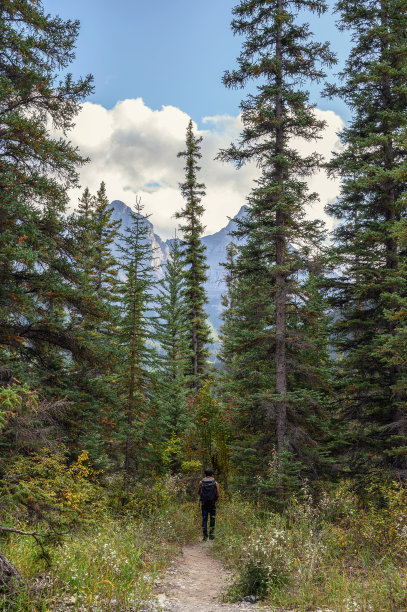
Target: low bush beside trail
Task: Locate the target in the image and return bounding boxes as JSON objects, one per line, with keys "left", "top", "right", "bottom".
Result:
{"left": 1, "top": 465, "right": 199, "bottom": 611}
{"left": 4, "top": 466, "right": 407, "bottom": 612}
{"left": 212, "top": 482, "right": 407, "bottom": 611}
{"left": 2, "top": 504, "right": 198, "bottom": 611}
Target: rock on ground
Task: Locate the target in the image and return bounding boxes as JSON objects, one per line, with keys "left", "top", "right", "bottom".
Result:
{"left": 0, "top": 552, "right": 22, "bottom": 589}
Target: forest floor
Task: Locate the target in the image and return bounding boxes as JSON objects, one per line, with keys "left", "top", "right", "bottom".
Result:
{"left": 147, "top": 542, "right": 272, "bottom": 612}
{"left": 5, "top": 492, "right": 407, "bottom": 611}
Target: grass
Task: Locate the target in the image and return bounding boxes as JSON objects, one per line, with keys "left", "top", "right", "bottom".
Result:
{"left": 210, "top": 483, "right": 407, "bottom": 611}
{"left": 4, "top": 479, "right": 407, "bottom": 611}
{"left": 2, "top": 501, "right": 199, "bottom": 611}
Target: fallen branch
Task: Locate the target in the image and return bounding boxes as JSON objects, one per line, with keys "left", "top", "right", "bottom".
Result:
{"left": 0, "top": 525, "right": 47, "bottom": 559}
{"left": 0, "top": 526, "right": 40, "bottom": 537}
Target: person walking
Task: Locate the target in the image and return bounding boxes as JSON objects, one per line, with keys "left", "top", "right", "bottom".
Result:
{"left": 198, "top": 468, "right": 220, "bottom": 541}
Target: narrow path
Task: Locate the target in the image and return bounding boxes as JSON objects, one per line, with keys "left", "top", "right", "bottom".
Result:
{"left": 150, "top": 543, "right": 271, "bottom": 612}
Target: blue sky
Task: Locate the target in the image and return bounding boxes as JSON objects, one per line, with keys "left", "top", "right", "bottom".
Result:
{"left": 44, "top": 0, "right": 350, "bottom": 125}
{"left": 44, "top": 0, "right": 348, "bottom": 237}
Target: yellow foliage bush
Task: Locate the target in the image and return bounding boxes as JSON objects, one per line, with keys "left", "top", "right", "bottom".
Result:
{"left": 2, "top": 446, "right": 105, "bottom": 534}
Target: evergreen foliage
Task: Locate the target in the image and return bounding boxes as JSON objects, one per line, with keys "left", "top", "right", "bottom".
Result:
{"left": 0, "top": 0, "right": 94, "bottom": 382}
{"left": 65, "top": 184, "right": 122, "bottom": 467}
{"left": 117, "top": 198, "right": 160, "bottom": 481}
{"left": 325, "top": 0, "right": 407, "bottom": 476}
{"left": 176, "top": 120, "right": 212, "bottom": 394}
{"left": 92, "top": 183, "right": 122, "bottom": 301}
{"left": 154, "top": 238, "right": 191, "bottom": 437}
{"left": 218, "top": 0, "right": 335, "bottom": 481}
{"left": 71, "top": 183, "right": 121, "bottom": 333}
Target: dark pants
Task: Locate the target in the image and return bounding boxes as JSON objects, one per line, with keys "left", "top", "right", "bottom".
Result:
{"left": 201, "top": 503, "right": 216, "bottom": 539}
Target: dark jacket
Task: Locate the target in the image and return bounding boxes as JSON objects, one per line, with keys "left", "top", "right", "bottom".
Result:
{"left": 198, "top": 477, "right": 220, "bottom": 504}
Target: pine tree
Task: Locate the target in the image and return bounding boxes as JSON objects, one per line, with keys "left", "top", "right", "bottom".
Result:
{"left": 220, "top": 231, "right": 333, "bottom": 490}
{"left": 325, "top": 0, "right": 407, "bottom": 476}
{"left": 0, "top": 0, "right": 94, "bottom": 380}
{"left": 0, "top": 0, "right": 99, "bottom": 574}
{"left": 176, "top": 120, "right": 212, "bottom": 394}
{"left": 91, "top": 182, "right": 122, "bottom": 303}
{"left": 74, "top": 181, "right": 122, "bottom": 360}
{"left": 219, "top": 224, "right": 277, "bottom": 483}
{"left": 73, "top": 187, "right": 95, "bottom": 295}
{"left": 118, "top": 198, "right": 159, "bottom": 482}
{"left": 218, "top": 0, "right": 335, "bottom": 472}
{"left": 71, "top": 183, "right": 121, "bottom": 329}
{"left": 65, "top": 185, "right": 122, "bottom": 467}
{"left": 154, "top": 238, "right": 191, "bottom": 437}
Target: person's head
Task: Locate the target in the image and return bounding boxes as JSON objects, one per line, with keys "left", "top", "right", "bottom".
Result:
{"left": 204, "top": 468, "right": 214, "bottom": 477}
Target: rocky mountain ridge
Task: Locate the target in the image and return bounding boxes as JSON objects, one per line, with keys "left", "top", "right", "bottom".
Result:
{"left": 109, "top": 199, "right": 247, "bottom": 330}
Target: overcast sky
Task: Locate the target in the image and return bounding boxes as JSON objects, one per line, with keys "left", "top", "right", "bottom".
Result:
{"left": 44, "top": 0, "right": 350, "bottom": 238}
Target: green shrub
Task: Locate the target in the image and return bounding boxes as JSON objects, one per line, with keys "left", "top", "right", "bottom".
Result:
{"left": 227, "top": 528, "right": 291, "bottom": 601}
{"left": 3, "top": 499, "right": 199, "bottom": 610}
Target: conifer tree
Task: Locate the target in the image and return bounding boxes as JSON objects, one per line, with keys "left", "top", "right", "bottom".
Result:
{"left": 71, "top": 183, "right": 121, "bottom": 328}
{"left": 219, "top": 225, "right": 277, "bottom": 482}
{"left": 91, "top": 182, "right": 122, "bottom": 303}
{"left": 220, "top": 228, "right": 333, "bottom": 489}
{"left": 325, "top": 0, "right": 407, "bottom": 475}
{"left": 73, "top": 188, "right": 95, "bottom": 295}
{"left": 66, "top": 185, "right": 122, "bottom": 466}
{"left": 154, "top": 238, "right": 191, "bottom": 436}
{"left": 0, "top": 0, "right": 94, "bottom": 379}
{"left": 118, "top": 198, "right": 159, "bottom": 482}
{"left": 218, "top": 0, "right": 335, "bottom": 469}
{"left": 176, "top": 120, "right": 212, "bottom": 394}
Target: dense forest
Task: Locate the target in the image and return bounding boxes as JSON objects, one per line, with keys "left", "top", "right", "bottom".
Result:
{"left": 2, "top": 0, "right": 407, "bottom": 610}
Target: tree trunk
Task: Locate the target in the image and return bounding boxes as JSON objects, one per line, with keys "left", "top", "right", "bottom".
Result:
{"left": 274, "top": 0, "right": 288, "bottom": 453}
{"left": 193, "top": 303, "right": 199, "bottom": 395}
{"left": 124, "top": 241, "right": 139, "bottom": 484}
{"left": 380, "top": 0, "right": 406, "bottom": 464}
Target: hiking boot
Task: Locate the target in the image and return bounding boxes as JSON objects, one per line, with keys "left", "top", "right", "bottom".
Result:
{"left": 202, "top": 536, "right": 208, "bottom": 541}
{"left": 209, "top": 535, "right": 215, "bottom": 540}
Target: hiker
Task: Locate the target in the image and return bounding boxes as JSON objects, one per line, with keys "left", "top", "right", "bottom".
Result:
{"left": 198, "top": 468, "right": 220, "bottom": 541}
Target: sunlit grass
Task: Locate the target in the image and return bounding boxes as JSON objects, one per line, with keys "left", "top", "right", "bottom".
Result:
{"left": 3, "top": 501, "right": 198, "bottom": 611}
{"left": 211, "top": 485, "right": 407, "bottom": 612}
{"left": 5, "top": 482, "right": 407, "bottom": 611}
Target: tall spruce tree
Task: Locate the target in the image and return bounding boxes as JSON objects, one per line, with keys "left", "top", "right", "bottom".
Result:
{"left": 176, "top": 120, "right": 212, "bottom": 394}
{"left": 65, "top": 185, "right": 122, "bottom": 466}
{"left": 325, "top": 0, "right": 407, "bottom": 476}
{"left": 118, "top": 198, "right": 159, "bottom": 482}
{"left": 219, "top": 224, "right": 277, "bottom": 481}
{"left": 154, "top": 238, "right": 191, "bottom": 437}
{"left": 73, "top": 188, "right": 95, "bottom": 297}
{"left": 0, "top": 0, "right": 94, "bottom": 381}
{"left": 220, "top": 223, "right": 333, "bottom": 490}
{"left": 91, "top": 182, "right": 122, "bottom": 304}
{"left": 71, "top": 183, "right": 121, "bottom": 329}
{"left": 218, "top": 0, "right": 335, "bottom": 472}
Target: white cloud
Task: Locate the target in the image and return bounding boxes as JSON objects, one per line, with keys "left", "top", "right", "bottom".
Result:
{"left": 66, "top": 98, "right": 344, "bottom": 239}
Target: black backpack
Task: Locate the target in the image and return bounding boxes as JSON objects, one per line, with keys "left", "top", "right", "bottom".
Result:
{"left": 200, "top": 478, "right": 217, "bottom": 505}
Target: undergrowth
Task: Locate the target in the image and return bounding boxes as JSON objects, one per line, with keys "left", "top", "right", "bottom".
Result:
{"left": 4, "top": 467, "right": 407, "bottom": 611}
{"left": 1, "top": 474, "right": 199, "bottom": 612}
{"left": 212, "top": 481, "right": 407, "bottom": 611}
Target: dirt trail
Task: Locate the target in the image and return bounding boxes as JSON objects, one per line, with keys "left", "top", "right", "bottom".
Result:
{"left": 150, "top": 543, "right": 271, "bottom": 612}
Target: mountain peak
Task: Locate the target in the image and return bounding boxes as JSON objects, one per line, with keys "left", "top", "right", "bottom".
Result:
{"left": 110, "top": 199, "right": 128, "bottom": 214}
{"left": 223, "top": 204, "right": 248, "bottom": 233}
{"left": 109, "top": 199, "right": 247, "bottom": 329}
{"left": 236, "top": 204, "right": 249, "bottom": 218}
{"left": 110, "top": 199, "right": 153, "bottom": 228}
